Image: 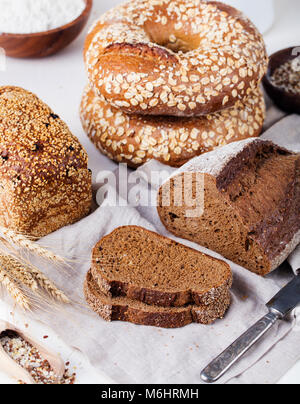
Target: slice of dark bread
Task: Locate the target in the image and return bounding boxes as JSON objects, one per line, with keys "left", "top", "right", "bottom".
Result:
{"left": 158, "top": 139, "right": 300, "bottom": 276}
{"left": 91, "top": 226, "right": 232, "bottom": 308}
{"left": 84, "top": 270, "right": 231, "bottom": 328}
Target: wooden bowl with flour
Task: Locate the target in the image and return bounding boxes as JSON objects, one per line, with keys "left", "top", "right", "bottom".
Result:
{"left": 0, "top": 0, "right": 93, "bottom": 58}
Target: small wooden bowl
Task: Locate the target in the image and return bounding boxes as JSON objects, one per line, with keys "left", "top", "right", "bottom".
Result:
{"left": 0, "top": 0, "right": 93, "bottom": 58}
{"left": 263, "top": 46, "right": 300, "bottom": 114}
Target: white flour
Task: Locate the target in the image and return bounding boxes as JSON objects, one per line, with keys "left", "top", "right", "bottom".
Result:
{"left": 0, "top": 0, "right": 86, "bottom": 34}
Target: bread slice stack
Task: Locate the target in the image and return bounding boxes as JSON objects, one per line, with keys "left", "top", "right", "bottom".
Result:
{"left": 84, "top": 226, "right": 232, "bottom": 328}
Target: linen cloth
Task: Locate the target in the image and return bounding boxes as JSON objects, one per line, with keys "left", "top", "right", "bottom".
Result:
{"left": 1, "top": 108, "right": 300, "bottom": 384}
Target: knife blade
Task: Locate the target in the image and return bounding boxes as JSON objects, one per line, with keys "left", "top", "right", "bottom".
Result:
{"left": 267, "top": 275, "right": 300, "bottom": 316}
{"left": 201, "top": 272, "right": 300, "bottom": 384}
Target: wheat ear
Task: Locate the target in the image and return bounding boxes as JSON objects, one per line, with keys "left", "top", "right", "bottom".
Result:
{"left": 0, "top": 267, "right": 31, "bottom": 310}
{"left": 0, "top": 226, "right": 65, "bottom": 263}
{"left": 28, "top": 266, "right": 70, "bottom": 304}
{"left": 0, "top": 254, "right": 38, "bottom": 292}
{"left": 0, "top": 242, "right": 70, "bottom": 305}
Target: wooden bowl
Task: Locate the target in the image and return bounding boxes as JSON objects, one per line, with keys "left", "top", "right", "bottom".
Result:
{"left": 0, "top": 0, "right": 93, "bottom": 58}
{"left": 263, "top": 46, "right": 300, "bottom": 114}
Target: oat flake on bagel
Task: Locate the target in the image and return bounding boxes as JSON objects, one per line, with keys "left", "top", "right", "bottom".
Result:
{"left": 84, "top": 0, "right": 268, "bottom": 117}
{"left": 80, "top": 85, "right": 265, "bottom": 168}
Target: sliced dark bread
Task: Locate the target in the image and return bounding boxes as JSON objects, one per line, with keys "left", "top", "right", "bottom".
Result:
{"left": 158, "top": 138, "right": 300, "bottom": 276}
{"left": 91, "top": 226, "right": 232, "bottom": 308}
{"left": 84, "top": 270, "right": 231, "bottom": 328}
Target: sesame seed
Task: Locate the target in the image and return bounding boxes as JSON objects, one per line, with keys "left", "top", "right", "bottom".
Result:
{"left": 191, "top": 129, "right": 199, "bottom": 139}
{"left": 116, "top": 74, "right": 123, "bottom": 84}
{"left": 189, "top": 102, "right": 197, "bottom": 110}
{"left": 223, "top": 96, "right": 229, "bottom": 105}
{"left": 149, "top": 99, "right": 159, "bottom": 107}
{"left": 178, "top": 104, "right": 186, "bottom": 111}
{"left": 146, "top": 83, "right": 154, "bottom": 92}
{"left": 175, "top": 22, "right": 183, "bottom": 30}
{"left": 161, "top": 16, "right": 167, "bottom": 25}
{"left": 131, "top": 98, "right": 139, "bottom": 106}
{"left": 190, "top": 75, "right": 200, "bottom": 82}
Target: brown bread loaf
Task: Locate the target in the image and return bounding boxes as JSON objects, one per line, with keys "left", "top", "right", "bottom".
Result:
{"left": 158, "top": 139, "right": 300, "bottom": 276}
{"left": 84, "top": 270, "right": 231, "bottom": 328}
{"left": 91, "top": 226, "right": 232, "bottom": 307}
{"left": 0, "top": 86, "right": 92, "bottom": 238}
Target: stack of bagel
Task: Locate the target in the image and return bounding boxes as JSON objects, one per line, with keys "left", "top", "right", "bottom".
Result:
{"left": 81, "top": 0, "right": 268, "bottom": 168}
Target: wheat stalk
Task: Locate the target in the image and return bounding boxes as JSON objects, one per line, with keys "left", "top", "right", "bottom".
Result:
{"left": 0, "top": 254, "right": 38, "bottom": 292}
{"left": 0, "top": 267, "right": 31, "bottom": 310}
{"left": 0, "top": 226, "right": 65, "bottom": 264}
{"left": 0, "top": 242, "right": 70, "bottom": 306}
{"left": 0, "top": 230, "right": 71, "bottom": 308}
{"left": 28, "top": 266, "right": 70, "bottom": 304}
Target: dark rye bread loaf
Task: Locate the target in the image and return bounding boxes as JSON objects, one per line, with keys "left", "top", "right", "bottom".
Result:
{"left": 84, "top": 270, "right": 231, "bottom": 328}
{"left": 158, "top": 139, "right": 300, "bottom": 276}
{"left": 91, "top": 226, "right": 232, "bottom": 307}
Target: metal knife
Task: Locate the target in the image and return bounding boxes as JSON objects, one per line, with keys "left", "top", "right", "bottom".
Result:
{"left": 201, "top": 264, "right": 300, "bottom": 384}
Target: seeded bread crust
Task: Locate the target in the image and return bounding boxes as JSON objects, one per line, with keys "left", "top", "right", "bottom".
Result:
{"left": 158, "top": 138, "right": 300, "bottom": 276}
{"left": 80, "top": 85, "right": 265, "bottom": 168}
{"left": 91, "top": 226, "right": 232, "bottom": 307}
{"left": 84, "top": 0, "right": 268, "bottom": 117}
{"left": 0, "top": 86, "right": 92, "bottom": 238}
{"left": 84, "top": 270, "right": 231, "bottom": 328}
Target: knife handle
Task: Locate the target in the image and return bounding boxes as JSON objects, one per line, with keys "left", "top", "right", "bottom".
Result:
{"left": 201, "top": 311, "right": 280, "bottom": 383}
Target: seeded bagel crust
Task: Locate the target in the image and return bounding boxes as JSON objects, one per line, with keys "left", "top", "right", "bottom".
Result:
{"left": 84, "top": 270, "right": 231, "bottom": 328}
{"left": 84, "top": 0, "right": 268, "bottom": 117}
{"left": 0, "top": 86, "right": 92, "bottom": 238}
{"left": 90, "top": 226, "right": 232, "bottom": 307}
{"left": 80, "top": 85, "right": 265, "bottom": 168}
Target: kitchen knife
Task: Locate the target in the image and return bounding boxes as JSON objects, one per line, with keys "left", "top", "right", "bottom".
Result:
{"left": 201, "top": 266, "right": 300, "bottom": 383}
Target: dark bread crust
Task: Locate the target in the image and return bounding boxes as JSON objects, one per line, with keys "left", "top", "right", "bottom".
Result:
{"left": 84, "top": 0, "right": 268, "bottom": 117}
{"left": 84, "top": 270, "right": 231, "bottom": 328}
{"left": 91, "top": 226, "right": 232, "bottom": 307}
{"left": 158, "top": 139, "right": 300, "bottom": 276}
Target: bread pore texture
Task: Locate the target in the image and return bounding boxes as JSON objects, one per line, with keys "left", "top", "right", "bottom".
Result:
{"left": 91, "top": 226, "right": 232, "bottom": 307}
{"left": 84, "top": 270, "right": 231, "bottom": 328}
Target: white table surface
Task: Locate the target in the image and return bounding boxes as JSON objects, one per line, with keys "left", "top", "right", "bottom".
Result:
{"left": 0, "top": 0, "right": 300, "bottom": 385}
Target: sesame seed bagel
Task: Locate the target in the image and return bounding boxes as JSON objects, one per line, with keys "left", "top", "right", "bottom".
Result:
{"left": 84, "top": 0, "right": 268, "bottom": 117}
{"left": 80, "top": 85, "right": 265, "bottom": 168}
